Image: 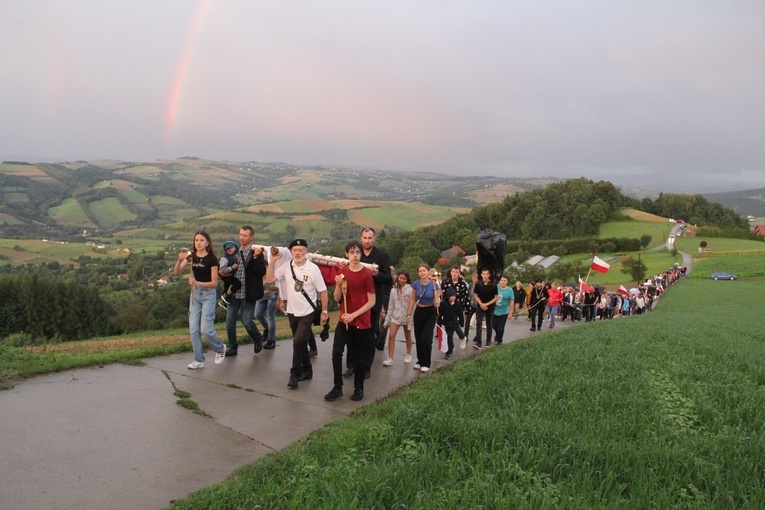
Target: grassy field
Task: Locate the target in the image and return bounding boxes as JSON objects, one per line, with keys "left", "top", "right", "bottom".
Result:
{"left": 48, "top": 198, "right": 96, "bottom": 227}
{"left": 562, "top": 250, "right": 682, "bottom": 287}
{"left": 164, "top": 279, "right": 765, "bottom": 509}
{"left": 3, "top": 244, "right": 764, "bottom": 507}
{"left": 88, "top": 197, "right": 137, "bottom": 226}
{"left": 675, "top": 237, "right": 765, "bottom": 254}
{"left": 689, "top": 251, "right": 765, "bottom": 279}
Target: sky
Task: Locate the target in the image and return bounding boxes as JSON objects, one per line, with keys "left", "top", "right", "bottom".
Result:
{"left": 2, "top": 1, "right": 764, "bottom": 192}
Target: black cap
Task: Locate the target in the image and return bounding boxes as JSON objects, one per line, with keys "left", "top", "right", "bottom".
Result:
{"left": 288, "top": 238, "right": 308, "bottom": 249}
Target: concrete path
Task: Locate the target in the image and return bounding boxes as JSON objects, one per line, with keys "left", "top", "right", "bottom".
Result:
{"left": 0, "top": 317, "right": 573, "bottom": 510}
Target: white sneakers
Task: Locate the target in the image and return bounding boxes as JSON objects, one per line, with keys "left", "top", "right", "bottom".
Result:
{"left": 404, "top": 354, "right": 412, "bottom": 364}
{"left": 460, "top": 339, "right": 467, "bottom": 350}
{"left": 382, "top": 358, "right": 393, "bottom": 366}
{"left": 413, "top": 363, "right": 421, "bottom": 370}
{"left": 214, "top": 346, "right": 226, "bottom": 365}
{"left": 189, "top": 344, "right": 226, "bottom": 369}
{"left": 420, "top": 366, "right": 430, "bottom": 373}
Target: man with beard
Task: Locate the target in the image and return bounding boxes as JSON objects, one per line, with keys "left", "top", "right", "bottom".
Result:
{"left": 266, "top": 239, "right": 328, "bottom": 389}
{"left": 222, "top": 226, "right": 266, "bottom": 356}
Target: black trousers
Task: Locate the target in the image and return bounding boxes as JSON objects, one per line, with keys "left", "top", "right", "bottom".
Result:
{"left": 413, "top": 306, "right": 437, "bottom": 368}
{"left": 287, "top": 314, "right": 313, "bottom": 376}
{"left": 332, "top": 323, "right": 373, "bottom": 389}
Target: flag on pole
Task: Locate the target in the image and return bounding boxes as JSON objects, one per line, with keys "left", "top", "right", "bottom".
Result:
{"left": 591, "top": 256, "right": 610, "bottom": 274}
{"left": 436, "top": 324, "right": 449, "bottom": 353}
{"left": 579, "top": 276, "right": 595, "bottom": 293}
{"left": 618, "top": 285, "right": 630, "bottom": 297}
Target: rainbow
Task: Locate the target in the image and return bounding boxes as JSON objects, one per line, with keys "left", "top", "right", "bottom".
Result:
{"left": 164, "top": 0, "right": 214, "bottom": 146}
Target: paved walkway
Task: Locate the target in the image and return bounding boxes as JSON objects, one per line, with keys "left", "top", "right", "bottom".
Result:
{"left": 0, "top": 317, "right": 573, "bottom": 510}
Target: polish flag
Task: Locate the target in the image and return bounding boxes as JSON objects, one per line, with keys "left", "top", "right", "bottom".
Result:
{"left": 618, "top": 285, "right": 630, "bottom": 297}
{"left": 579, "top": 276, "right": 595, "bottom": 294}
{"left": 436, "top": 324, "right": 449, "bottom": 353}
{"left": 591, "top": 256, "right": 611, "bottom": 274}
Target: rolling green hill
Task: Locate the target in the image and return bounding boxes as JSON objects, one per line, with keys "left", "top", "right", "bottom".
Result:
{"left": 0, "top": 158, "right": 553, "bottom": 240}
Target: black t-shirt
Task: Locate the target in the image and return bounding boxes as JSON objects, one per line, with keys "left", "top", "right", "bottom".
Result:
{"left": 191, "top": 252, "right": 218, "bottom": 283}
{"left": 474, "top": 280, "right": 498, "bottom": 305}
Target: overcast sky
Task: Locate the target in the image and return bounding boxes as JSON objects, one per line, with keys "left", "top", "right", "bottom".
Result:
{"left": 2, "top": 1, "right": 764, "bottom": 192}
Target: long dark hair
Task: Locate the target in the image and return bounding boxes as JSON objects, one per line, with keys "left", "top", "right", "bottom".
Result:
{"left": 192, "top": 230, "right": 216, "bottom": 260}
{"left": 396, "top": 269, "right": 411, "bottom": 286}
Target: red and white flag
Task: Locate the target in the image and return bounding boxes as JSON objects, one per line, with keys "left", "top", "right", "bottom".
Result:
{"left": 618, "top": 285, "right": 630, "bottom": 297}
{"left": 591, "top": 256, "right": 610, "bottom": 274}
{"left": 436, "top": 324, "right": 449, "bottom": 353}
{"left": 579, "top": 276, "right": 595, "bottom": 294}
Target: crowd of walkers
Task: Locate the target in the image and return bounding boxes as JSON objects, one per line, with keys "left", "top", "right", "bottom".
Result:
{"left": 175, "top": 225, "right": 686, "bottom": 402}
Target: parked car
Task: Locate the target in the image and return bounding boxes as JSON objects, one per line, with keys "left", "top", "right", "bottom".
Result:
{"left": 710, "top": 272, "right": 738, "bottom": 280}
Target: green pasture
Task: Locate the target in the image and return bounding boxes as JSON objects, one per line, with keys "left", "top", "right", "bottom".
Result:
{"left": 599, "top": 220, "right": 671, "bottom": 248}
{"left": 48, "top": 198, "right": 95, "bottom": 227}
{"left": 3, "top": 192, "right": 30, "bottom": 204}
{"left": 564, "top": 249, "right": 682, "bottom": 287}
{"left": 689, "top": 251, "right": 765, "bottom": 279}
{"left": 171, "top": 280, "right": 765, "bottom": 509}
{"left": 0, "top": 212, "right": 23, "bottom": 225}
{"left": 0, "top": 238, "right": 117, "bottom": 264}
{"left": 150, "top": 195, "right": 189, "bottom": 207}
{"left": 267, "top": 201, "right": 319, "bottom": 214}
{"left": 88, "top": 197, "right": 137, "bottom": 227}
{"left": 115, "top": 165, "right": 163, "bottom": 177}
{"left": 675, "top": 237, "right": 765, "bottom": 254}
{"left": 354, "top": 204, "right": 467, "bottom": 231}
{"left": 119, "top": 188, "right": 149, "bottom": 204}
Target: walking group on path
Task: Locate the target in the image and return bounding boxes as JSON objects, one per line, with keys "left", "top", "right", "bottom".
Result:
{"left": 175, "top": 225, "right": 687, "bottom": 404}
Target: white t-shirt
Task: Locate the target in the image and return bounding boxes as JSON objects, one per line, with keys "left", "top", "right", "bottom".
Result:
{"left": 273, "top": 259, "right": 327, "bottom": 317}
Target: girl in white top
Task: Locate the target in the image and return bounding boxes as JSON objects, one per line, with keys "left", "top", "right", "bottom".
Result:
{"left": 382, "top": 269, "right": 414, "bottom": 365}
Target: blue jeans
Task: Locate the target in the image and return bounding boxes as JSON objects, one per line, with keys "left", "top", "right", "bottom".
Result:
{"left": 254, "top": 293, "right": 278, "bottom": 342}
{"left": 189, "top": 287, "right": 225, "bottom": 362}
{"left": 225, "top": 295, "right": 263, "bottom": 349}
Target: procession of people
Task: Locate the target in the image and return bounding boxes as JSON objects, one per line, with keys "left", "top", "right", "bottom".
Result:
{"left": 176, "top": 225, "right": 684, "bottom": 401}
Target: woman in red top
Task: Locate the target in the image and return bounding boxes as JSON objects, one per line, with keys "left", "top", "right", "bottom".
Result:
{"left": 546, "top": 282, "right": 564, "bottom": 329}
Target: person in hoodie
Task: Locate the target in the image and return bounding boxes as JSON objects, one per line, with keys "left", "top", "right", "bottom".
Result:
{"left": 438, "top": 287, "right": 464, "bottom": 359}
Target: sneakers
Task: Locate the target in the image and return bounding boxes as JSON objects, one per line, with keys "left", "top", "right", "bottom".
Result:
{"left": 253, "top": 336, "right": 263, "bottom": 353}
{"left": 263, "top": 341, "right": 276, "bottom": 350}
{"left": 403, "top": 354, "right": 412, "bottom": 364}
{"left": 217, "top": 298, "right": 227, "bottom": 309}
{"left": 383, "top": 358, "right": 393, "bottom": 366}
{"left": 530, "top": 327, "right": 537, "bottom": 331}
{"left": 444, "top": 352, "right": 451, "bottom": 360}
{"left": 351, "top": 388, "right": 364, "bottom": 401}
{"left": 187, "top": 361, "right": 205, "bottom": 369}
{"left": 420, "top": 366, "right": 430, "bottom": 373}
{"left": 485, "top": 343, "right": 492, "bottom": 349}
{"left": 287, "top": 375, "right": 298, "bottom": 388}
{"left": 549, "top": 323, "right": 555, "bottom": 328}
{"left": 214, "top": 346, "right": 226, "bottom": 364}
{"left": 324, "top": 386, "right": 343, "bottom": 401}
{"left": 473, "top": 343, "right": 482, "bottom": 350}
{"left": 221, "top": 294, "right": 231, "bottom": 304}
{"left": 460, "top": 339, "right": 467, "bottom": 350}
{"left": 413, "top": 363, "right": 421, "bottom": 370}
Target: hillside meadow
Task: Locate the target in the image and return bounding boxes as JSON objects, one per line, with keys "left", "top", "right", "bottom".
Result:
{"left": 169, "top": 279, "right": 765, "bottom": 509}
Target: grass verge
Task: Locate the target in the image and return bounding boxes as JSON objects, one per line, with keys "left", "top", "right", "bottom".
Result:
{"left": 169, "top": 279, "right": 765, "bottom": 509}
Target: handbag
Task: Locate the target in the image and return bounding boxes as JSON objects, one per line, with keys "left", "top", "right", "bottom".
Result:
{"left": 290, "top": 262, "right": 322, "bottom": 325}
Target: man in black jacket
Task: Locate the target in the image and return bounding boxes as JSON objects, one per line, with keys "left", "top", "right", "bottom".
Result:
{"left": 223, "top": 226, "right": 266, "bottom": 356}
